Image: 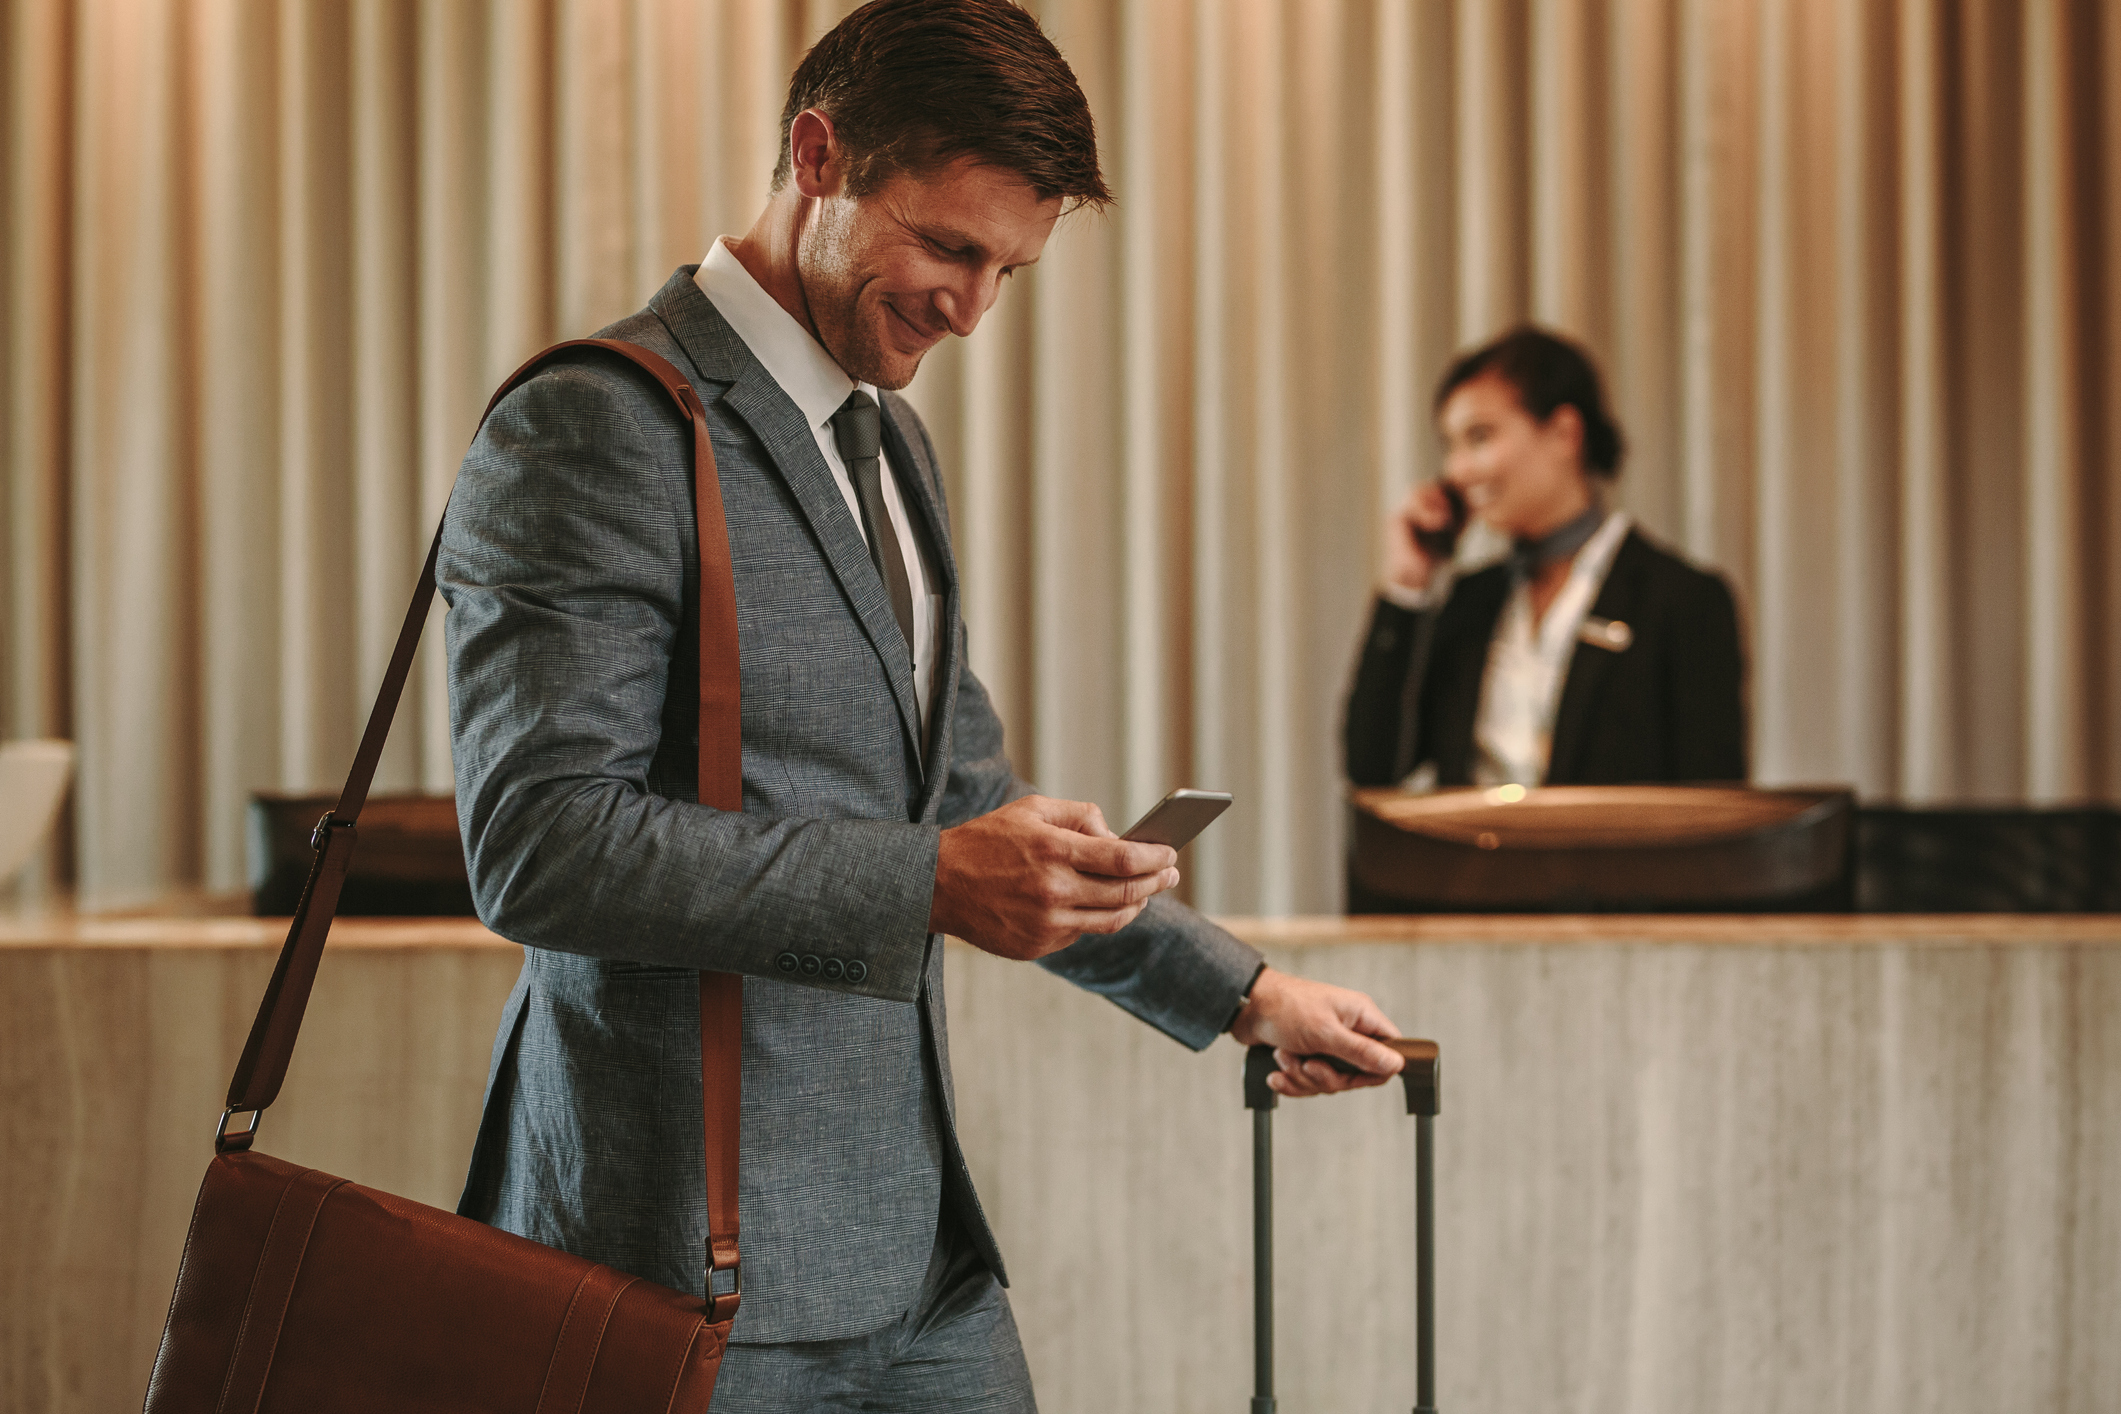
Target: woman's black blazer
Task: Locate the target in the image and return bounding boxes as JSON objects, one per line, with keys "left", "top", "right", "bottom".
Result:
{"left": 1344, "top": 528, "right": 1748, "bottom": 788}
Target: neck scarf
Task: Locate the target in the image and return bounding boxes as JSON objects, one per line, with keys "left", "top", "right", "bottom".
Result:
{"left": 1509, "top": 498, "right": 1607, "bottom": 580}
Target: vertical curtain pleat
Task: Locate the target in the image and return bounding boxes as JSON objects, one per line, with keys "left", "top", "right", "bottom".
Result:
{"left": 70, "top": 0, "right": 200, "bottom": 905}
{"left": 2021, "top": 0, "right": 2085, "bottom": 802}
{"left": 1026, "top": 1, "right": 1121, "bottom": 823}
{"left": 346, "top": 0, "right": 414, "bottom": 791}
{"left": 1, "top": 0, "right": 2115, "bottom": 911}
{"left": 1243, "top": 0, "right": 1291, "bottom": 913}
{"left": 1897, "top": 0, "right": 1949, "bottom": 802}
{"left": 1186, "top": 0, "right": 1233, "bottom": 905}
{"left": 2101, "top": 0, "right": 2121, "bottom": 797}
{"left": 1372, "top": 0, "right": 1419, "bottom": 538}
{"left": 196, "top": 0, "right": 281, "bottom": 889}
{"left": 1827, "top": 0, "right": 1892, "bottom": 798}
{"left": 1114, "top": 0, "right": 1184, "bottom": 823}
{"left": 3, "top": 0, "right": 75, "bottom": 902}
{"left": 1609, "top": 0, "right": 1681, "bottom": 549}
{"left": 410, "top": 1, "right": 486, "bottom": 799}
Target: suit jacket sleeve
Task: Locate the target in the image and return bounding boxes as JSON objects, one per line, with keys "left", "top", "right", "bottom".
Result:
{"left": 440, "top": 359, "right": 935, "bottom": 1003}
{"left": 938, "top": 648, "right": 1264, "bottom": 1052}
{"left": 1666, "top": 569, "right": 1749, "bottom": 782}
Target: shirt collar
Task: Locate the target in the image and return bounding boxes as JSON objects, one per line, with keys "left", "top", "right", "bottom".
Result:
{"left": 694, "top": 237, "right": 873, "bottom": 434}
{"left": 1572, "top": 509, "right": 1632, "bottom": 584}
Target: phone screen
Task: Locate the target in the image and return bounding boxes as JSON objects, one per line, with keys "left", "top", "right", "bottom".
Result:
{"left": 1120, "top": 789, "right": 1234, "bottom": 851}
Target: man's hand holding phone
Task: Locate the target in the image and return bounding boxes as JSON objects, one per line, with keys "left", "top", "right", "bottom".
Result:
{"left": 930, "top": 795, "right": 1182, "bottom": 961}
{"left": 932, "top": 789, "right": 1230, "bottom": 961}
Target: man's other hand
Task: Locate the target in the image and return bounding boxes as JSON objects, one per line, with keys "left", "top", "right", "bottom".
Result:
{"left": 1229, "top": 968, "right": 1404, "bottom": 1097}
{"left": 931, "top": 795, "right": 1181, "bottom": 960}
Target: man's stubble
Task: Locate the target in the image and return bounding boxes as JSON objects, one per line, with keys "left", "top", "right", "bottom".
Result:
{"left": 799, "top": 204, "right": 924, "bottom": 392}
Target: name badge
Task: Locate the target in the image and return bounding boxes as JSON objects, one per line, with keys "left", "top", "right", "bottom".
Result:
{"left": 1579, "top": 616, "right": 1633, "bottom": 652}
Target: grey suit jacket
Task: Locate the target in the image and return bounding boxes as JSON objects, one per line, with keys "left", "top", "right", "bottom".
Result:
{"left": 440, "top": 267, "right": 1262, "bottom": 1344}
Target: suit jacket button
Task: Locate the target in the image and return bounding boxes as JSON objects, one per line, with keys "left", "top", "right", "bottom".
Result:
{"left": 844, "top": 960, "right": 868, "bottom": 984}
{"left": 775, "top": 952, "right": 799, "bottom": 974}
{"left": 822, "top": 958, "right": 845, "bottom": 980}
{"left": 799, "top": 954, "right": 823, "bottom": 977}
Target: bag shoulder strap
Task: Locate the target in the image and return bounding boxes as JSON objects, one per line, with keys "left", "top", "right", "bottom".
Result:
{"left": 217, "top": 337, "right": 744, "bottom": 1320}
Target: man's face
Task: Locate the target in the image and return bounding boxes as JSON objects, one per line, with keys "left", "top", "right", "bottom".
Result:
{"left": 798, "top": 155, "right": 1062, "bottom": 390}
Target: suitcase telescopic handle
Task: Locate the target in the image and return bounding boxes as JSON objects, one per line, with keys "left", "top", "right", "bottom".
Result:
{"left": 1244, "top": 1038, "right": 1442, "bottom": 1414}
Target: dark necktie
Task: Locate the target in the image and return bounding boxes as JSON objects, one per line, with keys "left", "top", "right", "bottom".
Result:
{"left": 829, "top": 391, "right": 916, "bottom": 655}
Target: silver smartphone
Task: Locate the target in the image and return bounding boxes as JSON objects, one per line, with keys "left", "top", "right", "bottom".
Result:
{"left": 1119, "top": 789, "right": 1233, "bottom": 850}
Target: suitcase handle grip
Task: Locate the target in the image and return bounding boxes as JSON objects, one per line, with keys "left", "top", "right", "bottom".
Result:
{"left": 1278, "top": 1038, "right": 1442, "bottom": 1116}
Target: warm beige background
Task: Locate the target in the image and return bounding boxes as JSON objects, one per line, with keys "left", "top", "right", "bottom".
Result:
{"left": 4, "top": 0, "right": 2118, "bottom": 913}
{"left": 5, "top": 917, "right": 2119, "bottom": 1414}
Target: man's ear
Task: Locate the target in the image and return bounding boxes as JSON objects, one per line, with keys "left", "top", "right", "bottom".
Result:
{"left": 787, "top": 109, "right": 849, "bottom": 200}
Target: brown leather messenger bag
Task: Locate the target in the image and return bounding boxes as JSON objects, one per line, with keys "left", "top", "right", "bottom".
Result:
{"left": 143, "top": 340, "right": 745, "bottom": 1414}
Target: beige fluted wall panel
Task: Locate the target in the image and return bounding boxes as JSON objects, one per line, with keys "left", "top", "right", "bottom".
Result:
{"left": 2, "top": 0, "right": 2116, "bottom": 912}
{"left": 7, "top": 918, "right": 2119, "bottom": 1412}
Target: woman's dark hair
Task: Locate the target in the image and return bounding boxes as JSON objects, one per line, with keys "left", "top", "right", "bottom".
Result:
{"left": 1433, "top": 326, "right": 1626, "bottom": 476}
{"left": 774, "top": 0, "right": 1112, "bottom": 209}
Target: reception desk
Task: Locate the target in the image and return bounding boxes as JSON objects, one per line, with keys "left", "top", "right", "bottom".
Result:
{"left": 5, "top": 911, "right": 2118, "bottom": 1413}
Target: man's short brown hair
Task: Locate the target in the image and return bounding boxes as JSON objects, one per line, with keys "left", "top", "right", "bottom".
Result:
{"left": 772, "top": 0, "right": 1112, "bottom": 209}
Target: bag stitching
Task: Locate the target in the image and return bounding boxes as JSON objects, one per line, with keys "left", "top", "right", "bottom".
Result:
{"left": 568, "top": 1274, "right": 639, "bottom": 1413}
{"left": 530, "top": 1264, "right": 602, "bottom": 1414}
{"left": 209, "top": 1164, "right": 303, "bottom": 1414}
{"left": 659, "top": 1321, "right": 710, "bottom": 1414}
{"left": 215, "top": 1168, "right": 343, "bottom": 1414}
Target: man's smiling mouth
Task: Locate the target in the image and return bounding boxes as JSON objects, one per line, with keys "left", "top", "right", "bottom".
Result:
{"left": 883, "top": 301, "right": 936, "bottom": 347}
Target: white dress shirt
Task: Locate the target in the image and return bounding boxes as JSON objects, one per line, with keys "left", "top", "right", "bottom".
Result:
{"left": 694, "top": 239, "right": 942, "bottom": 742}
{"left": 1471, "top": 510, "right": 1632, "bottom": 787}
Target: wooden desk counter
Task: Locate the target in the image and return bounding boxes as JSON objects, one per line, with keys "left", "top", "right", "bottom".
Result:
{"left": 6, "top": 912, "right": 2118, "bottom": 1413}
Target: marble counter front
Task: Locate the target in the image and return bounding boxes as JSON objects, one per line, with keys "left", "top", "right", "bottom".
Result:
{"left": 5, "top": 912, "right": 2117, "bottom": 1412}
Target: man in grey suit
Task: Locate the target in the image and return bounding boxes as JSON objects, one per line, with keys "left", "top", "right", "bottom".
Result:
{"left": 442, "top": 1, "right": 1406, "bottom": 1406}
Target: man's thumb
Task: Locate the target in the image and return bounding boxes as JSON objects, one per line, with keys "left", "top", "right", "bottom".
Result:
{"left": 1029, "top": 795, "right": 1113, "bottom": 838}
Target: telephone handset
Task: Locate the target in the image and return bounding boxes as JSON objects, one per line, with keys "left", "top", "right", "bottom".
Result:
{"left": 1411, "top": 480, "right": 1469, "bottom": 561}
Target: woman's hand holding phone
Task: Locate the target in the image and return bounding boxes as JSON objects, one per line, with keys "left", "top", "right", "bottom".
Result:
{"left": 1384, "top": 480, "right": 1467, "bottom": 595}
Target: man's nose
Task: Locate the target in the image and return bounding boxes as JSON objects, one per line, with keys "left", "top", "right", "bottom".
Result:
{"left": 931, "top": 270, "right": 1001, "bottom": 339}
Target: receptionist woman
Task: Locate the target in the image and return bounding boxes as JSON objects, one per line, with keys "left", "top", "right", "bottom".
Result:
{"left": 1344, "top": 327, "right": 1747, "bottom": 790}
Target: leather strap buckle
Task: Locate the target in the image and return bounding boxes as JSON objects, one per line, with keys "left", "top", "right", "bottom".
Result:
{"left": 707, "top": 1257, "right": 741, "bottom": 1322}
{"left": 216, "top": 1106, "right": 263, "bottom": 1154}
{"left": 310, "top": 810, "right": 350, "bottom": 852}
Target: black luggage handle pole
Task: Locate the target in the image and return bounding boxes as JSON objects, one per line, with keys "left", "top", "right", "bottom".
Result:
{"left": 1244, "top": 1045, "right": 1280, "bottom": 1414}
{"left": 1396, "top": 1041, "right": 1441, "bottom": 1414}
{"left": 1244, "top": 1040, "right": 1441, "bottom": 1414}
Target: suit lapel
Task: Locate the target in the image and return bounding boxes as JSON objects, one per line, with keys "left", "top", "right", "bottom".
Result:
{"left": 878, "top": 396, "right": 957, "bottom": 602}
{"left": 880, "top": 394, "right": 960, "bottom": 806}
{"left": 1546, "top": 531, "right": 1647, "bottom": 784}
{"left": 652, "top": 276, "right": 927, "bottom": 765}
